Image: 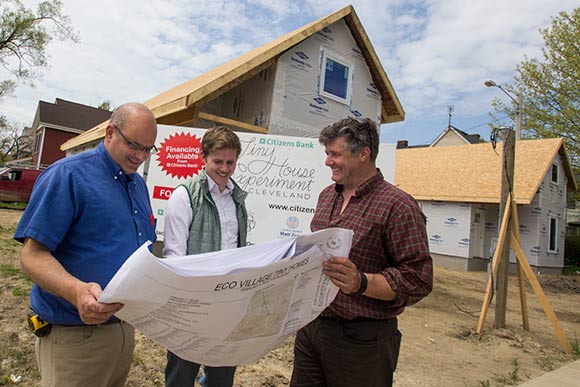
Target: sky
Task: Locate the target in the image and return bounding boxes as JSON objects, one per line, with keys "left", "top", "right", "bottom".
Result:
{"left": 1, "top": 0, "right": 579, "bottom": 146}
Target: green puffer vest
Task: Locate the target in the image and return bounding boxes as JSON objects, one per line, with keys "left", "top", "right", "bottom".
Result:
{"left": 181, "top": 169, "right": 248, "bottom": 255}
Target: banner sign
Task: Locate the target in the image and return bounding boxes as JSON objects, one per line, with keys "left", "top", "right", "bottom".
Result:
{"left": 146, "top": 125, "right": 395, "bottom": 245}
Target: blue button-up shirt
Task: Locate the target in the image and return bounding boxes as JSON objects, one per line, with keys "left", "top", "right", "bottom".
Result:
{"left": 15, "top": 142, "right": 156, "bottom": 325}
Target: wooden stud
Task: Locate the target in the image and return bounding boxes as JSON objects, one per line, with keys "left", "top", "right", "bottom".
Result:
{"left": 511, "top": 201, "right": 529, "bottom": 330}
{"left": 510, "top": 232, "right": 572, "bottom": 354}
{"left": 198, "top": 112, "right": 268, "bottom": 134}
{"left": 477, "top": 199, "right": 511, "bottom": 334}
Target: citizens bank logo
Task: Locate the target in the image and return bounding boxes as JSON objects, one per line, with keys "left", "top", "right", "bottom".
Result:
{"left": 327, "top": 236, "right": 341, "bottom": 250}
{"left": 349, "top": 109, "right": 362, "bottom": 117}
{"left": 286, "top": 216, "right": 299, "bottom": 229}
{"left": 313, "top": 97, "right": 327, "bottom": 105}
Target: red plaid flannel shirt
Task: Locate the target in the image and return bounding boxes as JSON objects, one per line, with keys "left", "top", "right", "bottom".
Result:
{"left": 312, "top": 170, "right": 433, "bottom": 319}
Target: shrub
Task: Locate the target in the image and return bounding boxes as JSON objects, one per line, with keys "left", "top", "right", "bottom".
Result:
{"left": 565, "top": 235, "right": 580, "bottom": 266}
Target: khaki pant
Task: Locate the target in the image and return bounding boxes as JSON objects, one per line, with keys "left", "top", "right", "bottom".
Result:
{"left": 36, "top": 322, "right": 135, "bottom": 387}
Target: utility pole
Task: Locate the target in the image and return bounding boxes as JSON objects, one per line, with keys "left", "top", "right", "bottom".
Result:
{"left": 515, "top": 92, "right": 522, "bottom": 140}
{"left": 495, "top": 128, "right": 515, "bottom": 328}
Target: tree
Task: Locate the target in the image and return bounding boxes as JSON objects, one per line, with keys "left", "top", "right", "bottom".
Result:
{"left": 0, "top": 0, "right": 79, "bottom": 96}
{"left": 491, "top": 8, "right": 580, "bottom": 172}
{"left": 0, "top": 0, "right": 77, "bottom": 162}
{"left": 97, "top": 100, "right": 112, "bottom": 111}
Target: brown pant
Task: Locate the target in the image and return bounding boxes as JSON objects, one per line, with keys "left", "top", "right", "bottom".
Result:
{"left": 36, "top": 322, "right": 135, "bottom": 387}
{"left": 291, "top": 315, "right": 401, "bottom": 387}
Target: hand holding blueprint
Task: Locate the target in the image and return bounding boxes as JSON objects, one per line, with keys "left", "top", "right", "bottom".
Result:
{"left": 100, "top": 227, "right": 353, "bottom": 366}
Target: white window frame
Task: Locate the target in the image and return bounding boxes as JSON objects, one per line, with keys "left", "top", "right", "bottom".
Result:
{"left": 319, "top": 50, "right": 353, "bottom": 105}
{"left": 548, "top": 215, "right": 558, "bottom": 253}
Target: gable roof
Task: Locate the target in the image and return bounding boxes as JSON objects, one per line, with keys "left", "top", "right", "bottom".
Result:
{"left": 61, "top": 5, "right": 403, "bottom": 151}
{"left": 429, "top": 125, "right": 481, "bottom": 147}
{"left": 35, "top": 98, "right": 111, "bottom": 132}
{"left": 395, "top": 138, "right": 577, "bottom": 205}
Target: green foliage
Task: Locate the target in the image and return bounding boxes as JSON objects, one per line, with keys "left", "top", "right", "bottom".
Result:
{"left": 12, "top": 287, "right": 28, "bottom": 296}
{"left": 494, "top": 358, "right": 521, "bottom": 386}
{"left": 490, "top": 8, "right": 580, "bottom": 174}
{"left": 565, "top": 235, "right": 580, "bottom": 267}
{"left": 572, "top": 337, "right": 580, "bottom": 360}
{"left": 0, "top": 0, "right": 79, "bottom": 88}
{"left": 97, "top": 100, "right": 112, "bottom": 111}
{"left": 0, "top": 0, "right": 78, "bottom": 161}
{"left": 0, "top": 263, "right": 19, "bottom": 277}
{"left": 537, "top": 355, "right": 556, "bottom": 371}
{"left": 0, "top": 201, "right": 27, "bottom": 210}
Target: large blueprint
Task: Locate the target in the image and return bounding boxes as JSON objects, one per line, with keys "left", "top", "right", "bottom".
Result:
{"left": 100, "top": 228, "right": 353, "bottom": 366}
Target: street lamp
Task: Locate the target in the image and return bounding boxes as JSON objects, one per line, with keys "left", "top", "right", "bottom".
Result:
{"left": 484, "top": 80, "right": 522, "bottom": 140}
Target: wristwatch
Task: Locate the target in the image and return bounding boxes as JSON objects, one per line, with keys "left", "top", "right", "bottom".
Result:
{"left": 355, "top": 271, "right": 368, "bottom": 295}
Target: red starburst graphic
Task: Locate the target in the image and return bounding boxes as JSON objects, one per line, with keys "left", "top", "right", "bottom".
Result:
{"left": 156, "top": 132, "right": 204, "bottom": 179}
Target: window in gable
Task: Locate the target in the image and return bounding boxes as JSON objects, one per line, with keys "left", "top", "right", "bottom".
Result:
{"left": 550, "top": 163, "right": 559, "bottom": 184}
{"left": 319, "top": 51, "right": 353, "bottom": 105}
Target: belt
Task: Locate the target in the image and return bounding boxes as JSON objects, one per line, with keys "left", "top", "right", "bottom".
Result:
{"left": 318, "top": 310, "right": 395, "bottom": 324}
{"left": 55, "top": 317, "right": 123, "bottom": 327}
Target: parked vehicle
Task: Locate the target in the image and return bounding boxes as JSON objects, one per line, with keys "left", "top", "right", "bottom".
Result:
{"left": 0, "top": 166, "right": 44, "bottom": 203}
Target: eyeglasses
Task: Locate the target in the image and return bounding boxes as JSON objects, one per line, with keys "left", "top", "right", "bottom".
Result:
{"left": 114, "top": 124, "right": 158, "bottom": 154}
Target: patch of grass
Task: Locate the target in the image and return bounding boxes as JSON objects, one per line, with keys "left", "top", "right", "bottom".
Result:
{"left": 8, "top": 349, "right": 28, "bottom": 368}
{"left": 495, "top": 358, "right": 520, "bottom": 386}
{"left": 0, "top": 374, "right": 12, "bottom": 386}
{"left": 537, "top": 355, "right": 556, "bottom": 371}
{"left": 477, "top": 380, "right": 490, "bottom": 387}
{"left": 571, "top": 337, "right": 580, "bottom": 360}
{"left": 133, "top": 352, "right": 145, "bottom": 367}
{"left": 0, "top": 202, "right": 26, "bottom": 210}
{"left": 0, "top": 224, "right": 15, "bottom": 233}
{"left": 563, "top": 265, "right": 580, "bottom": 276}
{"left": 12, "top": 287, "right": 29, "bottom": 297}
{"left": 0, "top": 263, "right": 19, "bottom": 277}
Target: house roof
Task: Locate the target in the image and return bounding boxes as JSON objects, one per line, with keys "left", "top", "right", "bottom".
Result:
{"left": 429, "top": 125, "right": 481, "bottom": 146}
{"left": 36, "top": 98, "right": 111, "bottom": 132}
{"left": 61, "top": 5, "right": 404, "bottom": 151}
{"left": 395, "top": 138, "right": 577, "bottom": 205}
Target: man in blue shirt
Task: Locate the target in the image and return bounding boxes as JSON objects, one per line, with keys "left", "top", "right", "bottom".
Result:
{"left": 14, "top": 102, "right": 158, "bottom": 387}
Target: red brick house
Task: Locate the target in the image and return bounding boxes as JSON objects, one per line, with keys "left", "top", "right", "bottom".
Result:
{"left": 31, "top": 98, "right": 111, "bottom": 168}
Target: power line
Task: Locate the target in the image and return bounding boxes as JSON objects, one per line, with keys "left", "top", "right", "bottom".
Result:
{"left": 463, "top": 114, "right": 511, "bottom": 133}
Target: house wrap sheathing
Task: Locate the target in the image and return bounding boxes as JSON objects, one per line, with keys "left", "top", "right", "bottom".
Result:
{"left": 61, "top": 5, "right": 403, "bottom": 153}
{"left": 396, "top": 138, "right": 577, "bottom": 273}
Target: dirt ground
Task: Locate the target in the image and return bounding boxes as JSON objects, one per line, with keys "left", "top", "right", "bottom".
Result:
{"left": 1, "top": 207, "right": 579, "bottom": 387}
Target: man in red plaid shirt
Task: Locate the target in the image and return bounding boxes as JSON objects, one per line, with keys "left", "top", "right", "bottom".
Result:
{"left": 290, "top": 118, "right": 433, "bottom": 387}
